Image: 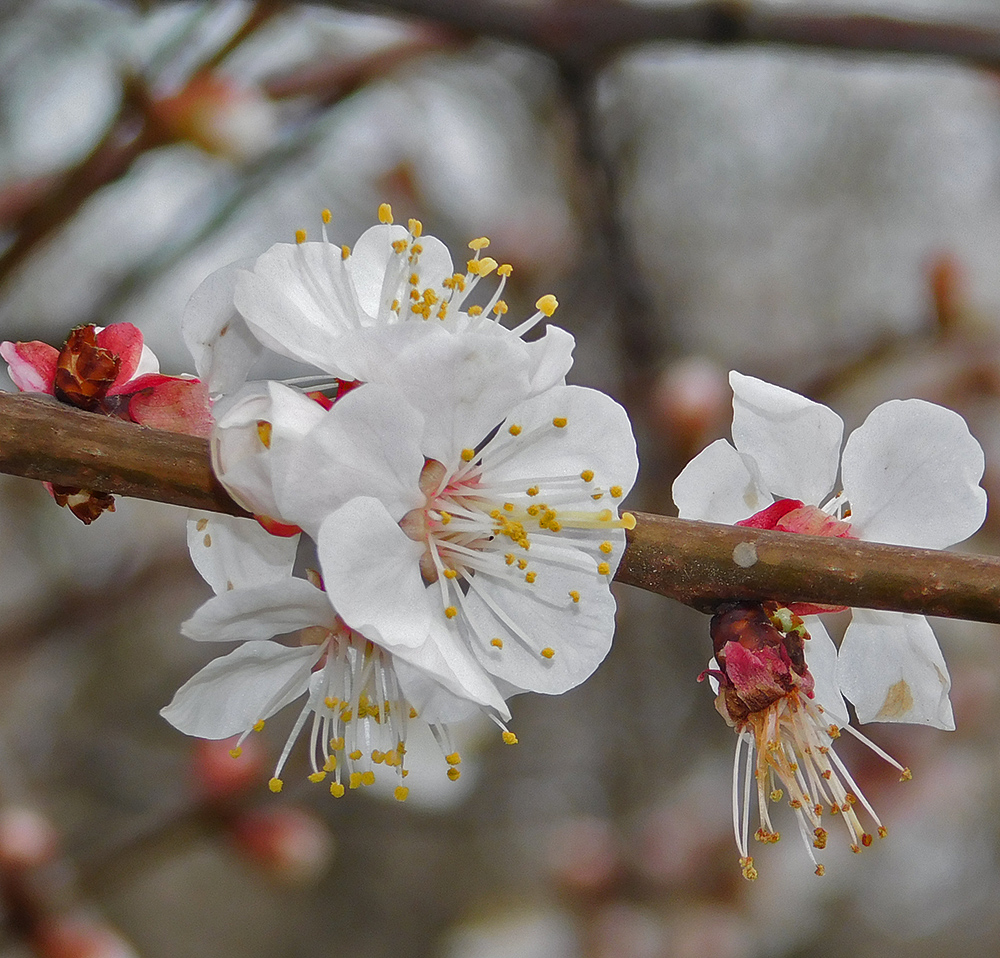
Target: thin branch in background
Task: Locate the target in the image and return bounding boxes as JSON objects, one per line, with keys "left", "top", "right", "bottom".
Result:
{"left": 1, "top": 392, "right": 998, "bottom": 624}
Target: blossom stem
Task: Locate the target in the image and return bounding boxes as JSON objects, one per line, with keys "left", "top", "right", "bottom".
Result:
{"left": 3, "top": 391, "right": 1000, "bottom": 624}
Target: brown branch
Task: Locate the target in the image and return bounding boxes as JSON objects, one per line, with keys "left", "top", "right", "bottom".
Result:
{"left": 328, "top": 0, "right": 1000, "bottom": 72}
{"left": 1, "top": 392, "right": 998, "bottom": 623}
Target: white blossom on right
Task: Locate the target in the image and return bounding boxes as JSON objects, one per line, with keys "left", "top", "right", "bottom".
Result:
{"left": 673, "top": 370, "right": 987, "bottom": 731}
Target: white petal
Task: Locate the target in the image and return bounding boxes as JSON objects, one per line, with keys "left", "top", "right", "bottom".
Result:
{"left": 182, "top": 578, "right": 336, "bottom": 642}
{"left": 840, "top": 399, "right": 987, "bottom": 549}
{"left": 316, "top": 498, "right": 434, "bottom": 650}
{"left": 836, "top": 609, "right": 954, "bottom": 730}
{"left": 801, "top": 617, "right": 848, "bottom": 720}
{"left": 160, "top": 641, "right": 316, "bottom": 738}
{"left": 187, "top": 512, "right": 298, "bottom": 594}
{"left": 182, "top": 258, "right": 263, "bottom": 395}
{"left": 523, "top": 324, "right": 575, "bottom": 393}
{"left": 461, "top": 544, "right": 616, "bottom": 694}
{"left": 483, "top": 384, "right": 639, "bottom": 500}
{"left": 276, "top": 383, "right": 425, "bottom": 534}
{"left": 729, "top": 370, "right": 843, "bottom": 503}
{"left": 346, "top": 223, "right": 412, "bottom": 320}
{"left": 234, "top": 242, "right": 363, "bottom": 376}
{"left": 672, "top": 439, "right": 770, "bottom": 522}
{"left": 392, "top": 659, "right": 484, "bottom": 724}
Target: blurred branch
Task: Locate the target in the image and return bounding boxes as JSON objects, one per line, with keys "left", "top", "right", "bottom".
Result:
{"left": 330, "top": 0, "right": 1000, "bottom": 71}
{"left": 1, "top": 392, "right": 999, "bottom": 623}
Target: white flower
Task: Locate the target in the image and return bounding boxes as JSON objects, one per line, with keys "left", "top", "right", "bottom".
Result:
{"left": 182, "top": 204, "right": 574, "bottom": 396}
{"left": 212, "top": 344, "right": 639, "bottom": 705}
{"left": 163, "top": 513, "right": 512, "bottom": 798}
{"left": 674, "top": 371, "right": 987, "bottom": 731}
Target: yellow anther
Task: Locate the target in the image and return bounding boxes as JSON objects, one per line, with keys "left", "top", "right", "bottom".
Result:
{"left": 268, "top": 777, "right": 283, "bottom": 793}
{"left": 552, "top": 417, "right": 568, "bottom": 428}
{"left": 409, "top": 271, "right": 420, "bottom": 285}
{"left": 610, "top": 485, "right": 623, "bottom": 498}
{"left": 541, "top": 647, "right": 555, "bottom": 659}
{"left": 548, "top": 521, "right": 562, "bottom": 532}
{"left": 621, "top": 512, "right": 636, "bottom": 530}
{"left": 517, "top": 559, "right": 528, "bottom": 570}
{"left": 525, "top": 571, "right": 536, "bottom": 583}
{"left": 827, "top": 725, "right": 841, "bottom": 739}
{"left": 526, "top": 486, "right": 539, "bottom": 497}
{"left": 445, "top": 606, "right": 458, "bottom": 619}
{"left": 478, "top": 257, "right": 499, "bottom": 277}
{"left": 372, "top": 750, "right": 384, "bottom": 764}
{"left": 324, "top": 696, "right": 339, "bottom": 709}
{"left": 330, "top": 782, "right": 345, "bottom": 797}
{"left": 323, "top": 755, "right": 337, "bottom": 772}
{"left": 308, "top": 771, "right": 326, "bottom": 783}
{"left": 330, "top": 736, "right": 345, "bottom": 751}
{"left": 505, "top": 553, "right": 515, "bottom": 565}
{"left": 256, "top": 420, "right": 272, "bottom": 448}
{"left": 349, "top": 749, "right": 362, "bottom": 761}
{"left": 322, "top": 208, "right": 332, "bottom": 224}
{"left": 395, "top": 786, "right": 409, "bottom": 801}
{"left": 580, "top": 469, "right": 594, "bottom": 482}
{"left": 349, "top": 772, "right": 362, "bottom": 789}
{"left": 535, "top": 294, "right": 559, "bottom": 316}
{"left": 599, "top": 541, "right": 613, "bottom": 554}
{"left": 491, "top": 638, "right": 504, "bottom": 648}
{"left": 468, "top": 305, "right": 483, "bottom": 316}
{"left": 504, "top": 502, "right": 514, "bottom": 511}
{"left": 361, "top": 770, "right": 375, "bottom": 786}
{"left": 391, "top": 298, "right": 399, "bottom": 311}
{"left": 253, "top": 720, "right": 266, "bottom": 733}
{"left": 446, "top": 752, "right": 461, "bottom": 765}
{"left": 437, "top": 303, "right": 448, "bottom": 320}
{"left": 467, "top": 259, "right": 482, "bottom": 275}
{"left": 408, "top": 218, "right": 423, "bottom": 237}
{"left": 498, "top": 263, "right": 512, "bottom": 277}
{"left": 878, "top": 826, "right": 888, "bottom": 838}
{"left": 468, "top": 236, "right": 490, "bottom": 250}
{"left": 229, "top": 747, "right": 242, "bottom": 759}
{"left": 815, "top": 864, "right": 826, "bottom": 877}
{"left": 409, "top": 707, "right": 419, "bottom": 719}
{"left": 527, "top": 505, "right": 540, "bottom": 517}
{"left": 392, "top": 240, "right": 408, "bottom": 254}
{"left": 440, "top": 511, "right": 452, "bottom": 524}
{"left": 900, "top": 767, "right": 912, "bottom": 782}
{"left": 447, "top": 767, "right": 461, "bottom": 781}
{"left": 598, "top": 562, "right": 611, "bottom": 575}
{"left": 295, "top": 229, "right": 307, "bottom": 244}
{"left": 592, "top": 493, "right": 604, "bottom": 501}
{"left": 384, "top": 750, "right": 399, "bottom": 767}
{"left": 770, "top": 788, "right": 783, "bottom": 802}
{"left": 410, "top": 243, "right": 423, "bottom": 256}
{"left": 341, "top": 244, "right": 350, "bottom": 259}
{"left": 461, "top": 448, "right": 476, "bottom": 462}
{"left": 569, "top": 590, "right": 580, "bottom": 603}
{"left": 509, "top": 423, "right": 522, "bottom": 436}
{"left": 502, "top": 730, "right": 518, "bottom": 745}
{"left": 492, "top": 299, "right": 508, "bottom": 315}
{"left": 378, "top": 203, "right": 393, "bottom": 224}
{"left": 443, "top": 568, "right": 459, "bottom": 579}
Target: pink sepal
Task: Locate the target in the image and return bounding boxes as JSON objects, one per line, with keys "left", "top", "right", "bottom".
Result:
{"left": 0, "top": 340, "right": 58, "bottom": 394}
{"left": 128, "top": 377, "right": 213, "bottom": 438}
{"left": 97, "top": 323, "right": 144, "bottom": 390}
{"left": 736, "top": 498, "right": 804, "bottom": 529}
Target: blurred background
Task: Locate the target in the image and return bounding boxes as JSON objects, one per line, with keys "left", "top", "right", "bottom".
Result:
{"left": 3, "top": 0, "right": 1000, "bottom": 955}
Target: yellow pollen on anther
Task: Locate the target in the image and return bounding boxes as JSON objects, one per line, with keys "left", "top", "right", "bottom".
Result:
{"left": 479, "top": 257, "right": 499, "bottom": 277}
{"left": 256, "top": 420, "right": 272, "bottom": 448}
{"left": 392, "top": 240, "right": 408, "bottom": 254}
{"left": 878, "top": 826, "right": 888, "bottom": 838}
{"left": 349, "top": 749, "right": 362, "bottom": 761}
{"left": 322, "top": 208, "right": 332, "bottom": 224}
{"left": 330, "top": 782, "right": 345, "bottom": 797}
{"left": 268, "top": 778, "right": 283, "bottom": 793}
{"left": 900, "top": 767, "right": 912, "bottom": 782}
{"left": 610, "top": 485, "right": 623, "bottom": 498}
{"left": 395, "top": 786, "right": 409, "bottom": 801}
{"left": 504, "top": 502, "right": 514, "bottom": 511}
{"left": 445, "top": 606, "right": 458, "bottom": 619}
{"left": 552, "top": 417, "right": 568, "bottom": 428}
{"left": 372, "top": 750, "right": 384, "bottom": 764}
{"left": 492, "top": 300, "right": 507, "bottom": 315}
{"left": 517, "top": 559, "right": 528, "bottom": 570}
{"left": 498, "top": 263, "right": 512, "bottom": 277}
{"left": 569, "top": 590, "right": 580, "bottom": 602}
{"left": 535, "top": 294, "right": 558, "bottom": 316}
{"left": 502, "top": 730, "right": 518, "bottom": 745}
{"left": 253, "top": 720, "right": 266, "bottom": 733}
{"left": 323, "top": 756, "right": 337, "bottom": 772}
{"left": 461, "top": 448, "right": 476, "bottom": 462}
{"left": 468, "top": 236, "right": 490, "bottom": 250}
{"left": 468, "top": 305, "right": 483, "bottom": 316}
{"left": 378, "top": 203, "right": 393, "bottom": 224}
{"left": 491, "top": 638, "right": 504, "bottom": 648}
{"left": 526, "top": 486, "right": 539, "bottom": 496}
{"left": 440, "top": 511, "right": 452, "bottom": 524}
{"left": 467, "top": 259, "right": 482, "bottom": 275}
{"left": 411, "top": 243, "right": 423, "bottom": 256}
{"left": 599, "top": 541, "right": 613, "bottom": 554}
{"left": 447, "top": 767, "right": 461, "bottom": 781}
{"left": 408, "top": 218, "right": 423, "bottom": 237}
{"left": 580, "top": 469, "right": 594, "bottom": 482}
{"left": 598, "top": 562, "right": 611, "bottom": 575}
{"left": 621, "top": 512, "right": 637, "bottom": 530}
{"left": 504, "top": 554, "right": 515, "bottom": 565}
{"left": 409, "top": 707, "right": 419, "bottom": 719}
{"left": 409, "top": 271, "right": 420, "bottom": 285}
{"left": 229, "top": 747, "right": 242, "bottom": 759}
{"left": 509, "top": 424, "right": 521, "bottom": 436}
{"left": 295, "top": 229, "right": 307, "bottom": 244}
{"left": 330, "top": 736, "right": 345, "bottom": 751}
{"left": 592, "top": 493, "right": 603, "bottom": 501}
{"left": 349, "top": 772, "right": 362, "bottom": 789}
{"left": 446, "top": 752, "right": 461, "bottom": 766}
{"left": 443, "top": 568, "right": 459, "bottom": 579}
{"left": 361, "top": 771, "right": 375, "bottom": 786}
{"left": 341, "top": 245, "right": 350, "bottom": 259}
{"left": 308, "top": 771, "right": 326, "bottom": 783}
{"left": 525, "top": 571, "right": 536, "bottom": 583}
{"left": 541, "top": 647, "right": 555, "bottom": 659}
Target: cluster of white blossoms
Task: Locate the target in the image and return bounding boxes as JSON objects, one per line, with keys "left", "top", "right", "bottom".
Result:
{"left": 675, "top": 371, "right": 987, "bottom": 878}
{"left": 163, "top": 205, "right": 639, "bottom": 799}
